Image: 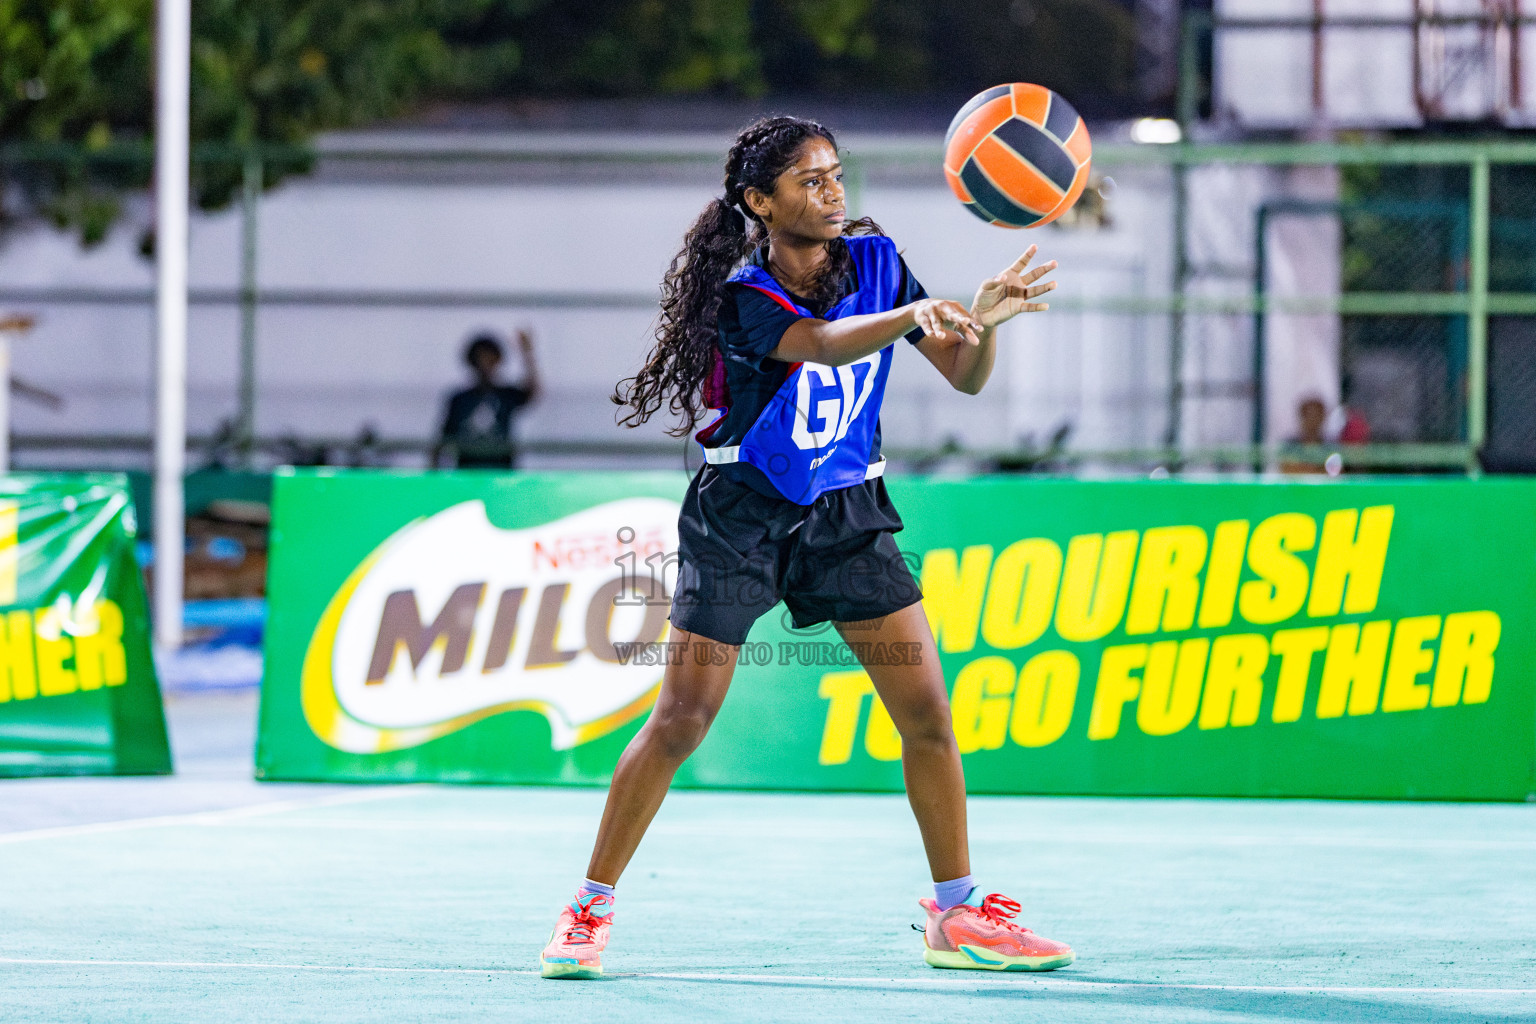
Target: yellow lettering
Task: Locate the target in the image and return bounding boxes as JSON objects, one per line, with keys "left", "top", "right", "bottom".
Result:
{"left": 74, "top": 600, "right": 128, "bottom": 691}
{"left": 1198, "top": 633, "right": 1269, "bottom": 729}
{"left": 1087, "top": 643, "right": 1147, "bottom": 740}
{"left": 34, "top": 609, "right": 77, "bottom": 698}
{"left": 921, "top": 546, "right": 993, "bottom": 653}
{"left": 1381, "top": 615, "right": 1441, "bottom": 713}
{"left": 816, "top": 670, "right": 873, "bottom": 765}
{"left": 1239, "top": 513, "right": 1316, "bottom": 625}
{"left": 950, "top": 656, "right": 1014, "bottom": 753}
{"left": 1126, "top": 526, "right": 1208, "bottom": 635}
{"left": 1270, "top": 626, "right": 1330, "bottom": 723}
{"left": 1198, "top": 520, "right": 1250, "bottom": 628}
{"left": 1317, "top": 621, "right": 1391, "bottom": 718}
{"left": 1056, "top": 531, "right": 1139, "bottom": 642}
{"left": 1137, "top": 637, "right": 1209, "bottom": 736}
{"left": 0, "top": 609, "right": 36, "bottom": 701}
{"left": 1307, "top": 506, "right": 1394, "bottom": 617}
{"left": 1010, "top": 650, "right": 1079, "bottom": 748}
{"left": 865, "top": 694, "right": 903, "bottom": 762}
{"left": 1432, "top": 611, "right": 1501, "bottom": 707}
{"left": 0, "top": 501, "right": 17, "bottom": 606}
{"left": 980, "top": 539, "right": 1061, "bottom": 649}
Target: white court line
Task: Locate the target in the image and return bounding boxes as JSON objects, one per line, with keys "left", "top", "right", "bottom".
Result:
{"left": 0, "top": 788, "right": 410, "bottom": 847}
{"left": 0, "top": 957, "right": 526, "bottom": 976}
{"left": 0, "top": 958, "right": 1531, "bottom": 997}
{"left": 192, "top": 817, "right": 1536, "bottom": 850}
{"left": 644, "top": 973, "right": 1536, "bottom": 996}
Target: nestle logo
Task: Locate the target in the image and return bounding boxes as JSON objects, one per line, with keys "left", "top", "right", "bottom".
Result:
{"left": 532, "top": 526, "right": 668, "bottom": 571}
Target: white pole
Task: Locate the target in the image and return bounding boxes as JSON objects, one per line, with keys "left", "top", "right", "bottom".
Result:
{"left": 154, "top": 0, "right": 190, "bottom": 650}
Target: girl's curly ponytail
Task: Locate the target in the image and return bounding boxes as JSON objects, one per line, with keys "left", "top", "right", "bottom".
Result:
{"left": 613, "top": 116, "right": 881, "bottom": 435}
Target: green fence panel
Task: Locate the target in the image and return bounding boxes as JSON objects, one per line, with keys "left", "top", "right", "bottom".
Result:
{"left": 0, "top": 474, "right": 171, "bottom": 777}
{"left": 257, "top": 470, "right": 1536, "bottom": 800}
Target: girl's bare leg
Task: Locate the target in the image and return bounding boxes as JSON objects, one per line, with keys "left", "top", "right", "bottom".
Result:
{"left": 836, "top": 601, "right": 970, "bottom": 882}
{"left": 584, "top": 627, "right": 739, "bottom": 885}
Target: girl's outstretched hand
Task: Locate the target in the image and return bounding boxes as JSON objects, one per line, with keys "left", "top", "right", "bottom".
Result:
{"left": 971, "top": 245, "right": 1058, "bottom": 328}
{"left": 912, "top": 298, "right": 984, "bottom": 347}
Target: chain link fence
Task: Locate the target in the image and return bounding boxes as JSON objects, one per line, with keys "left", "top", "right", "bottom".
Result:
{"left": 1, "top": 138, "right": 1533, "bottom": 475}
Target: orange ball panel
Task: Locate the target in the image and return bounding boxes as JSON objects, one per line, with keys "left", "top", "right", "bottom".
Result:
{"left": 1038, "top": 161, "right": 1091, "bottom": 227}
{"left": 972, "top": 135, "right": 1065, "bottom": 219}
{"left": 1008, "top": 83, "right": 1053, "bottom": 127}
{"left": 943, "top": 95, "right": 1015, "bottom": 173}
{"left": 945, "top": 166, "right": 975, "bottom": 204}
{"left": 1062, "top": 119, "right": 1092, "bottom": 165}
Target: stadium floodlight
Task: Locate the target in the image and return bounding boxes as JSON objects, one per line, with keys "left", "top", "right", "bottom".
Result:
{"left": 1131, "top": 117, "right": 1183, "bottom": 144}
{"left": 153, "top": 0, "right": 190, "bottom": 651}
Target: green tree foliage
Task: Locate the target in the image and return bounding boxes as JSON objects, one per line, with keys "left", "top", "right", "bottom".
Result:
{"left": 1, "top": 0, "right": 486, "bottom": 241}
{"left": 2, "top": 0, "right": 152, "bottom": 241}
{"left": 478, "top": 0, "right": 762, "bottom": 96}
{"left": 756, "top": 0, "right": 1136, "bottom": 103}
{"left": 1, "top": 0, "right": 1135, "bottom": 245}
{"left": 1, "top": 0, "right": 151, "bottom": 145}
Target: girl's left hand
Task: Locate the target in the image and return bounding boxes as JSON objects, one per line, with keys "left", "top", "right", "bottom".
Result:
{"left": 971, "top": 246, "right": 1058, "bottom": 328}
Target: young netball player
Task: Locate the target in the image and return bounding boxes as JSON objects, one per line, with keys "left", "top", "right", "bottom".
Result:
{"left": 540, "top": 116, "right": 1071, "bottom": 979}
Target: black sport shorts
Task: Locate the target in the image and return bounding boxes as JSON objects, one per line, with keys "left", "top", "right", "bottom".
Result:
{"left": 668, "top": 465, "right": 924, "bottom": 646}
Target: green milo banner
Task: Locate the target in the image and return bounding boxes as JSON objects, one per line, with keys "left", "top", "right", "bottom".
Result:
{"left": 257, "top": 471, "right": 1536, "bottom": 800}
{"left": 0, "top": 474, "right": 171, "bottom": 777}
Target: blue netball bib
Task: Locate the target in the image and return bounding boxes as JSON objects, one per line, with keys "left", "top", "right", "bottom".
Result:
{"left": 701, "top": 234, "right": 902, "bottom": 505}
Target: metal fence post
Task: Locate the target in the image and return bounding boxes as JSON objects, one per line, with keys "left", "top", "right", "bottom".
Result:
{"left": 238, "top": 149, "right": 261, "bottom": 465}
{"left": 1467, "top": 153, "right": 1490, "bottom": 466}
{"left": 1177, "top": 9, "right": 1203, "bottom": 130}
{"left": 1251, "top": 205, "right": 1270, "bottom": 460}
{"left": 1165, "top": 10, "right": 1206, "bottom": 455}
{"left": 1167, "top": 162, "right": 1189, "bottom": 451}
{"left": 843, "top": 151, "right": 866, "bottom": 220}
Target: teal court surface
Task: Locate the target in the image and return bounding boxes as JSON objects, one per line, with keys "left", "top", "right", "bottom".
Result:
{"left": 2, "top": 691, "right": 1534, "bottom": 1023}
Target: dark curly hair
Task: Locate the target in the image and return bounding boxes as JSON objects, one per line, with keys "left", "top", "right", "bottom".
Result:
{"left": 613, "top": 115, "right": 882, "bottom": 435}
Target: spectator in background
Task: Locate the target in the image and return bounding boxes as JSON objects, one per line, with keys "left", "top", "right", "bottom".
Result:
{"left": 1280, "top": 395, "right": 1329, "bottom": 475}
{"left": 1281, "top": 393, "right": 1370, "bottom": 475}
{"left": 434, "top": 329, "right": 541, "bottom": 469}
{"left": 1295, "top": 395, "right": 1328, "bottom": 445}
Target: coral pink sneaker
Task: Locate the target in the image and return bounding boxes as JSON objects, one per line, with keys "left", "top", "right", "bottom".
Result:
{"left": 919, "top": 890, "right": 1075, "bottom": 971}
{"left": 540, "top": 892, "right": 613, "bottom": 979}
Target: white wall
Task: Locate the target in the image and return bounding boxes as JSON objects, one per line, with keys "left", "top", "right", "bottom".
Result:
{"left": 1216, "top": 0, "right": 1536, "bottom": 127}
{"left": 0, "top": 130, "right": 1203, "bottom": 466}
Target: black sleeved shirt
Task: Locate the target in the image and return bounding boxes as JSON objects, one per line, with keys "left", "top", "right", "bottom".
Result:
{"left": 701, "top": 244, "right": 928, "bottom": 497}
{"left": 441, "top": 384, "right": 532, "bottom": 468}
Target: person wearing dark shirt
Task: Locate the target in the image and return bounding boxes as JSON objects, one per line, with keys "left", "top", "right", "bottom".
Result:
{"left": 435, "top": 330, "right": 541, "bottom": 469}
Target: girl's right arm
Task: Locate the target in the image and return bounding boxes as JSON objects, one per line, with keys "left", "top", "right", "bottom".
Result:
{"left": 768, "top": 298, "right": 981, "bottom": 367}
